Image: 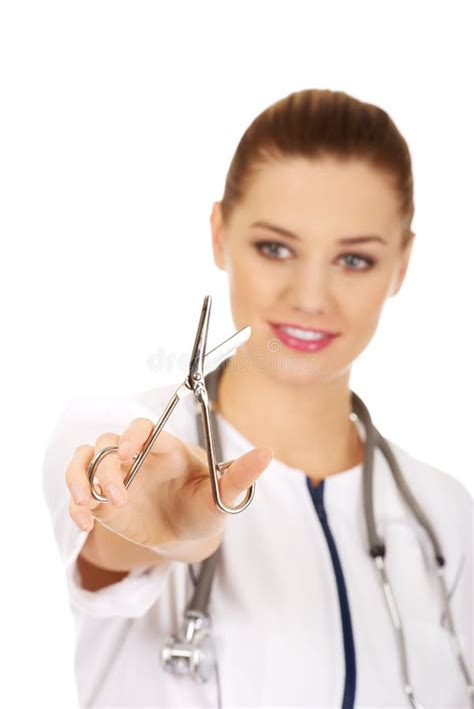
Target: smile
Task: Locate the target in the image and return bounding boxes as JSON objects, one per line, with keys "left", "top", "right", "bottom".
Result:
{"left": 268, "top": 323, "right": 339, "bottom": 353}
{"left": 278, "top": 326, "right": 326, "bottom": 341}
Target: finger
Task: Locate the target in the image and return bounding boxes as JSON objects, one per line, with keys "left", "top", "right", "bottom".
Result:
{"left": 117, "top": 418, "right": 154, "bottom": 462}
{"left": 65, "top": 444, "right": 98, "bottom": 510}
{"left": 149, "top": 429, "right": 195, "bottom": 479}
{"left": 135, "top": 427, "right": 192, "bottom": 477}
{"left": 68, "top": 498, "right": 95, "bottom": 532}
{"left": 118, "top": 420, "right": 186, "bottom": 470}
{"left": 217, "top": 447, "right": 273, "bottom": 509}
{"left": 89, "top": 432, "right": 128, "bottom": 507}
{"left": 118, "top": 422, "right": 190, "bottom": 492}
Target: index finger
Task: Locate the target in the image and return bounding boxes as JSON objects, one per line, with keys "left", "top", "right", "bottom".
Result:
{"left": 117, "top": 418, "right": 185, "bottom": 465}
{"left": 116, "top": 418, "right": 154, "bottom": 462}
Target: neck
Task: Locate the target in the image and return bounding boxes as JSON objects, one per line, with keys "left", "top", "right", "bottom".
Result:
{"left": 215, "top": 352, "right": 364, "bottom": 485}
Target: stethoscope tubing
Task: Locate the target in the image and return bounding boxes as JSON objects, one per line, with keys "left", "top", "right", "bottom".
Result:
{"left": 161, "top": 364, "right": 473, "bottom": 708}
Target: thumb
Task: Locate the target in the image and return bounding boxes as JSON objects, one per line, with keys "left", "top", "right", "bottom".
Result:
{"left": 219, "top": 447, "right": 273, "bottom": 508}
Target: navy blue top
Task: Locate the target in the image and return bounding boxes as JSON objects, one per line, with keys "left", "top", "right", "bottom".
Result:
{"left": 306, "top": 477, "right": 356, "bottom": 709}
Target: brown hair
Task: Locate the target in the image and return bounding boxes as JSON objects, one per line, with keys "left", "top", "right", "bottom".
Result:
{"left": 220, "top": 89, "right": 414, "bottom": 248}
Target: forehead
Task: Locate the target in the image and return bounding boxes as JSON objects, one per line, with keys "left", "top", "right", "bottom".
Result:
{"left": 234, "top": 156, "right": 401, "bottom": 240}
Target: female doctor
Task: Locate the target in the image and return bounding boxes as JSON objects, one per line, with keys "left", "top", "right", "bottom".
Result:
{"left": 43, "top": 89, "right": 473, "bottom": 709}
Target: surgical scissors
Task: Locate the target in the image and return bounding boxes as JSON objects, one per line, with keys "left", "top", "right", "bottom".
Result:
{"left": 87, "top": 295, "right": 255, "bottom": 514}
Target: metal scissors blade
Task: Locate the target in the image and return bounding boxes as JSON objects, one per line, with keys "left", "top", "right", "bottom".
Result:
{"left": 175, "top": 324, "right": 251, "bottom": 401}
{"left": 187, "top": 295, "right": 211, "bottom": 393}
{"left": 203, "top": 325, "right": 251, "bottom": 376}
{"left": 87, "top": 295, "right": 255, "bottom": 516}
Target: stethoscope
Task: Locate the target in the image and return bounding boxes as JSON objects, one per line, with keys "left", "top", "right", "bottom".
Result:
{"left": 161, "top": 361, "right": 474, "bottom": 709}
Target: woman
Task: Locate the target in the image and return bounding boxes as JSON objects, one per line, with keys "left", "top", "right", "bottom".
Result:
{"left": 43, "top": 89, "right": 473, "bottom": 708}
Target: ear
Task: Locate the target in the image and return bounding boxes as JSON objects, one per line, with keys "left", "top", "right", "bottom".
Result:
{"left": 210, "top": 201, "right": 227, "bottom": 271}
{"left": 389, "top": 231, "right": 416, "bottom": 297}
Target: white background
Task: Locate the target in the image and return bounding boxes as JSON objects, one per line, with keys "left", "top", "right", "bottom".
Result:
{"left": 1, "top": 1, "right": 472, "bottom": 707}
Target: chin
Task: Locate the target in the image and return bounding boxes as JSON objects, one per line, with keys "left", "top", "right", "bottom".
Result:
{"left": 253, "top": 343, "right": 326, "bottom": 383}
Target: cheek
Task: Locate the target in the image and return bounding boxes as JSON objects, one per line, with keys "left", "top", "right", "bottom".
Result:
{"left": 228, "top": 250, "right": 274, "bottom": 301}
{"left": 342, "top": 272, "right": 393, "bottom": 334}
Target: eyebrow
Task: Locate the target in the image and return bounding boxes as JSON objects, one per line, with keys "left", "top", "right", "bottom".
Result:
{"left": 250, "top": 220, "right": 388, "bottom": 245}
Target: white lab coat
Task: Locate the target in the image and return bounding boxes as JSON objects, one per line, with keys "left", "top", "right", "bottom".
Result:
{"left": 42, "top": 380, "right": 473, "bottom": 709}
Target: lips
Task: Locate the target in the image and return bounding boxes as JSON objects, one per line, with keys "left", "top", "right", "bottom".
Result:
{"left": 268, "top": 322, "right": 339, "bottom": 353}
{"left": 268, "top": 321, "right": 339, "bottom": 336}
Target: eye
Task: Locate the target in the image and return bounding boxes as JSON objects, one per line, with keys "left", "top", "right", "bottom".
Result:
{"left": 253, "top": 241, "right": 376, "bottom": 271}
{"left": 253, "top": 240, "right": 293, "bottom": 260}
{"left": 338, "top": 253, "right": 375, "bottom": 271}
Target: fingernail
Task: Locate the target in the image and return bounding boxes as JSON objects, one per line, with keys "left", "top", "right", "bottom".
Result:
{"left": 76, "top": 509, "right": 93, "bottom": 532}
{"left": 71, "top": 481, "right": 87, "bottom": 504}
{"left": 105, "top": 482, "right": 126, "bottom": 507}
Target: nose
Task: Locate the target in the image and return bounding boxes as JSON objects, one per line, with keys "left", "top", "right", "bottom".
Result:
{"left": 287, "top": 259, "right": 334, "bottom": 315}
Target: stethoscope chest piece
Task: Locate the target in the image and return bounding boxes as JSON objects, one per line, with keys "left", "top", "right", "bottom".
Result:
{"left": 161, "top": 609, "right": 216, "bottom": 684}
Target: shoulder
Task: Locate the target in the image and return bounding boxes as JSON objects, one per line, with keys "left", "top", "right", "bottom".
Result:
{"left": 45, "top": 380, "right": 200, "bottom": 461}
{"left": 51, "top": 381, "right": 181, "bottom": 431}
{"left": 382, "top": 437, "right": 473, "bottom": 534}
{"left": 387, "top": 437, "right": 472, "bottom": 502}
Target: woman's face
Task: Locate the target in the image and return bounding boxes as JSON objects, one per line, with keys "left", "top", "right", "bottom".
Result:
{"left": 210, "top": 155, "right": 414, "bottom": 386}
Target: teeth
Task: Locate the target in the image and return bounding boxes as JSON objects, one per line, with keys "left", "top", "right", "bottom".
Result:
{"left": 279, "top": 326, "right": 327, "bottom": 341}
